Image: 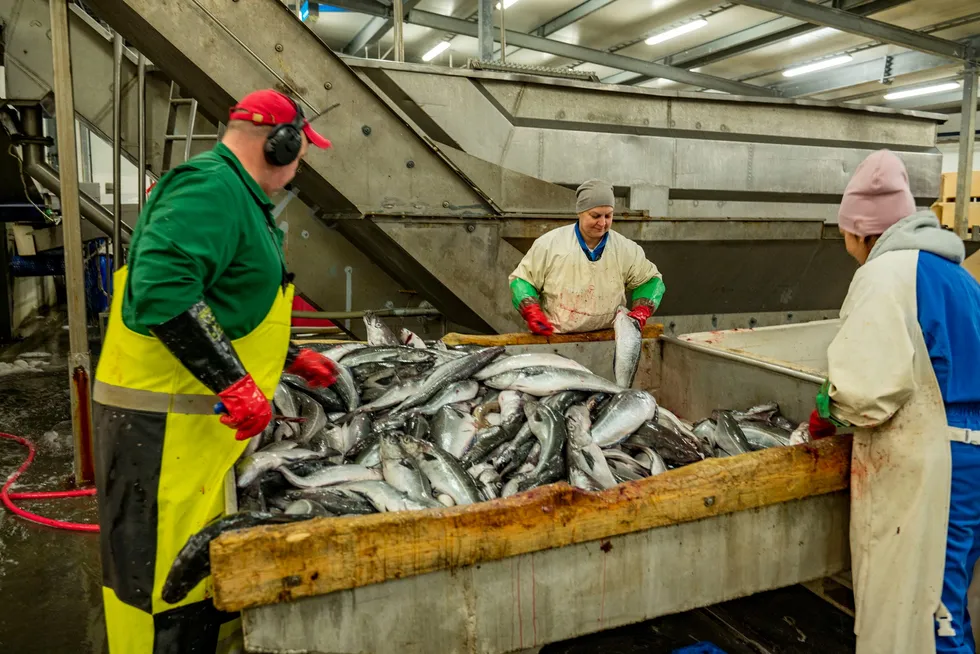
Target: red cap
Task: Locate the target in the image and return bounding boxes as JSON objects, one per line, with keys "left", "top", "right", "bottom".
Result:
{"left": 228, "top": 89, "right": 331, "bottom": 149}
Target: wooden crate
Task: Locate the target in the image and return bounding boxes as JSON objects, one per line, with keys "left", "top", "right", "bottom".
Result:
{"left": 939, "top": 171, "right": 980, "bottom": 202}
{"left": 932, "top": 201, "right": 980, "bottom": 228}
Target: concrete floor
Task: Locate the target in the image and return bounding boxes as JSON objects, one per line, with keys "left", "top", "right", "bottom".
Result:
{"left": 0, "top": 315, "right": 854, "bottom": 654}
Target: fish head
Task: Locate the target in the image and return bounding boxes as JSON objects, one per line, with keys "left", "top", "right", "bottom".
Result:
{"left": 487, "top": 370, "right": 521, "bottom": 388}
{"left": 379, "top": 434, "right": 405, "bottom": 461}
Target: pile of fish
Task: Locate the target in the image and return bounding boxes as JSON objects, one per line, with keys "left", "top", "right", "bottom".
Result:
{"left": 162, "top": 310, "right": 808, "bottom": 603}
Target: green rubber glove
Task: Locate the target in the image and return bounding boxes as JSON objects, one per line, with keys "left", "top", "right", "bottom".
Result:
{"left": 510, "top": 278, "right": 540, "bottom": 311}
{"left": 631, "top": 276, "right": 665, "bottom": 309}
{"left": 816, "top": 379, "right": 850, "bottom": 427}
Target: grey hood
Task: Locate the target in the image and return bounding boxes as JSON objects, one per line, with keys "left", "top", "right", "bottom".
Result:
{"left": 867, "top": 210, "right": 965, "bottom": 265}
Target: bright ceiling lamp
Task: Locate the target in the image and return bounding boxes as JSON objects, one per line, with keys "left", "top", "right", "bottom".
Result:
{"left": 422, "top": 41, "right": 451, "bottom": 62}
{"left": 645, "top": 19, "right": 708, "bottom": 46}
{"left": 495, "top": 0, "right": 519, "bottom": 8}
{"left": 782, "top": 55, "right": 853, "bottom": 77}
{"left": 884, "top": 81, "right": 961, "bottom": 100}
{"left": 790, "top": 26, "right": 839, "bottom": 44}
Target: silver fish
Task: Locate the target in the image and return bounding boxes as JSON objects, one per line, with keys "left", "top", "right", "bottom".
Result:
{"left": 613, "top": 306, "right": 642, "bottom": 389}
{"left": 417, "top": 380, "right": 481, "bottom": 416}
{"left": 711, "top": 411, "right": 752, "bottom": 457}
{"left": 332, "top": 364, "right": 360, "bottom": 412}
{"left": 566, "top": 404, "right": 617, "bottom": 490}
{"left": 341, "top": 347, "right": 430, "bottom": 368}
{"left": 629, "top": 445, "right": 667, "bottom": 475}
{"left": 287, "top": 487, "right": 376, "bottom": 515}
{"left": 497, "top": 391, "right": 525, "bottom": 422}
{"left": 400, "top": 328, "right": 427, "bottom": 349}
{"left": 740, "top": 422, "right": 791, "bottom": 450}
{"left": 294, "top": 392, "right": 327, "bottom": 444}
{"left": 628, "top": 420, "right": 707, "bottom": 466}
{"left": 789, "top": 423, "right": 811, "bottom": 446}
{"left": 280, "top": 464, "right": 382, "bottom": 488}
{"left": 431, "top": 406, "right": 480, "bottom": 459}
{"left": 284, "top": 499, "right": 333, "bottom": 517}
{"left": 590, "top": 391, "right": 658, "bottom": 447}
{"left": 398, "top": 435, "right": 482, "bottom": 505}
{"left": 236, "top": 448, "right": 320, "bottom": 488}
{"left": 473, "top": 353, "right": 590, "bottom": 381}
{"left": 460, "top": 411, "right": 525, "bottom": 467}
{"left": 519, "top": 403, "right": 567, "bottom": 491}
{"left": 394, "top": 347, "right": 504, "bottom": 413}
{"left": 273, "top": 383, "right": 299, "bottom": 418}
{"left": 353, "top": 439, "right": 382, "bottom": 467}
{"left": 380, "top": 435, "right": 433, "bottom": 501}
{"left": 485, "top": 367, "right": 623, "bottom": 396}
{"left": 338, "top": 480, "right": 439, "bottom": 512}
{"left": 356, "top": 378, "right": 422, "bottom": 414}
{"left": 317, "top": 342, "right": 367, "bottom": 363}
{"left": 364, "top": 311, "right": 401, "bottom": 347}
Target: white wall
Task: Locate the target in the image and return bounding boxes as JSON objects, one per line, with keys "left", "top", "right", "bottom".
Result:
{"left": 939, "top": 143, "right": 980, "bottom": 173}
{"left": 87, "top": 125, "right": 142, "bottom": 205}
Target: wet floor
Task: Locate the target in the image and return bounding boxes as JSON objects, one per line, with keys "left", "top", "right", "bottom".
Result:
{"left": 0, "top": 315, "right": 854, "bottom": 654}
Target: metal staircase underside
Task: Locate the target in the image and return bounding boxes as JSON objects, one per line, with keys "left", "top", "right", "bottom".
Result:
{"left": 2, "top": 0, "right": 954, "bottom": 334}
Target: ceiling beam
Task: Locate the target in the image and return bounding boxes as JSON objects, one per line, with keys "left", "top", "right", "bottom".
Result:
{"left": 729, "top": 0, "right": 970, "bottom": 61}
{"left": 533, "top": 0, "right": 617, "bottom": 38}
{"left": 324, "top": 0, "right": 778, "bottom": 95}
{"left": 667, "top": 0, "right": 909, "bottom": 69}
{"left": 773, "top": 35, "right": 980, "bottom": 96}
{"left": 343, "top": 0, "right": 423, "bottom": 56}
{"left": 609, "top": 0, "right": 912, "bottom": 87}
{"left": 408, "top": 10, "right": 778, "bottom": 95}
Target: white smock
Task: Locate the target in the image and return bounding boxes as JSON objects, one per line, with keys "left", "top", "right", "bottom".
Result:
{"left": 827, "top": 226, "right": 952, "bottom": 654}
{"left": 509, "top": 224, "right": 660, "bottom": 333}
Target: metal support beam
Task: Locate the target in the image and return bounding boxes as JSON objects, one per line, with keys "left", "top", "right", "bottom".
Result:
{"left": 137, "top": 52, "right": 147, "bottom": 213}
{"left": 534, "top": 0, "right": 615, "bottom": 37}
{"left": 112, "top": 31, "right": 123, "bottom": 270}
{"left": 955, "top": 64, "right": 978, "bottom": 239}
{"left": 613, "top": 0, "right": 913, "bottom": 87}
{"left": 48, "top": 0, "right": 95, "bottom": 486}
{"left": 775, "top": 35, "right": 980, "bottom": 97}
{"left": 407, "top": 9, "right": 777, "bottom": 95}
{"left": 343, "top": 0, "right": 422, "bottom": 57}
{"left": 478, "top": 0, "right": 493, "bottom": 62}
{"left": 392, "top": 0, "right": 405, "bottom": 62}
{"left": 730, "top": 0, "right": 969, "bottom": 61}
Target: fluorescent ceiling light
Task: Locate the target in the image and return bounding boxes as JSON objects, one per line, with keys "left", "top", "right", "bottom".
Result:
{"left": 790, "top": 27, "right": 839, "bottom": 44}
{"left": 495, "top": 0, "right": 519, "bottom": 8}
{"left": 645, "top": 19, "right": 708, "bottom": 46}
{"left": 422, "top": 41, "right": 451, "bottom": 62}
{"left": 883, "top": 81, "right": 961, "bottom": 100}
{"left": 782, "top": 55, "right": 853, "bottom": 78}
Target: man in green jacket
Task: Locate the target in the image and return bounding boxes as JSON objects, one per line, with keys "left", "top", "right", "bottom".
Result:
{"left": 94, "top": 89, "right": 334, "bottom": 653}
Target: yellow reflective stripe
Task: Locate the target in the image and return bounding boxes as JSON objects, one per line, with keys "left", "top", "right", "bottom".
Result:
{"left": 93, "top": 380, "right": 219, "bottom": 415}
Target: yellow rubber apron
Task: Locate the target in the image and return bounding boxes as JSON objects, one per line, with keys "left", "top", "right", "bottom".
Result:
{"left": 94, "top": 267, "right": 293, "bottom": 654}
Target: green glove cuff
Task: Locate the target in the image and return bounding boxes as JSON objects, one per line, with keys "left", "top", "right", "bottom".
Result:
{"left": 631, "top": 277, "right": 665, "bottom": 309}
{"left": 510, "top": 278, "right": 540, "bottom": 311}
{"left": 816, "top": 380, "right": 849, "bottom": 427}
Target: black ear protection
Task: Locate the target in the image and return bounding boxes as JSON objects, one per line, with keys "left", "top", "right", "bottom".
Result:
{"left": 263, "top": 96, "right": 305, "bottom": 167}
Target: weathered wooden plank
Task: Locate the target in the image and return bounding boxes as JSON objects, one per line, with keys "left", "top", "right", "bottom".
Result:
{"left": 240, "top": 492, "right": 850, "bottom": 654}
{"left": 441, "top": 324, "right": 663, "bottom": 346}
{"left": 211, "top": 435, "right": 851, "bottom": 612}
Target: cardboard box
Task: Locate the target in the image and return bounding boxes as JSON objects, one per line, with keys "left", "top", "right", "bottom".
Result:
{"left": 939, "top": 171, "right": 980, "bottom": 202}
{"left": 932, "top": 201, "right": 980, "bottom": 228}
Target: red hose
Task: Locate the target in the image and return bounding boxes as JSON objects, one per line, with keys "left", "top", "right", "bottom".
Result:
{"left": 0, "top": 432, "right": 99, "bottom": 533}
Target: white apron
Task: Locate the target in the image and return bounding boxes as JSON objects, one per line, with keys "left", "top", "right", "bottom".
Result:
{"left": 828, "top": 249, "right": 951, "bottom": 654}
{"left": 509, "top": 224, "right": 660, "bottom": 333}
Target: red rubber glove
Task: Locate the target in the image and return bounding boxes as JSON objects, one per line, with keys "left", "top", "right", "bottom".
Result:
{"left": 808, "top": 409, "right": 836, "bottom": 439}
{"left": 627, "top": 304, "right": 653, "bottom": 330}
{"left": 519, "top": 303, "right": 554, "bottom": 336}
{"left": 287, "top": 348, "right": 338, "bottom": 388}
{"left": 217, "top": 375, "right": 272, "bottom": 441}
